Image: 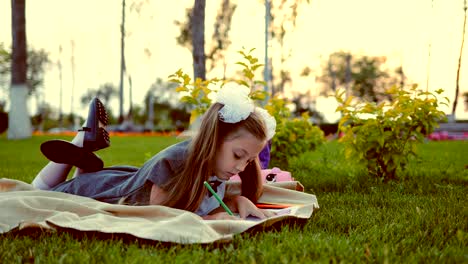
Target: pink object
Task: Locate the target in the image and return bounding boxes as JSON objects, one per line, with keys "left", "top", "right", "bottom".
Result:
{"left": 229, "top": 167, "right": 294, "bottom": 183}
{"left": 440, "top": 131, "right": 449, "bottom": 140}
{"left": 427, "top": 131, "right": 468, "bottom": 141}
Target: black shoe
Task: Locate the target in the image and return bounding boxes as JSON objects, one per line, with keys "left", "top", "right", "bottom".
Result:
{"left": 81, "top": 97, "right": 110, "bottom": 152}
{"left": 40, "top": 140, "right": 104, "bottom": 172}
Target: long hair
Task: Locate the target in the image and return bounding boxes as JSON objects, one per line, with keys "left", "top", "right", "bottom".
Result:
{"left": 161, "top": 103, "right": 267, "bottom": 212}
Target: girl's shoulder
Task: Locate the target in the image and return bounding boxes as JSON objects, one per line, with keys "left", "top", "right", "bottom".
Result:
{"left": 159, "top": 140, "right": 190, "bottom": 159}
{"left": 139, "top": 140, "right": 190, "bottom": 185}
{"left": 148, "top": 140, "right": 190, "bottom": 169}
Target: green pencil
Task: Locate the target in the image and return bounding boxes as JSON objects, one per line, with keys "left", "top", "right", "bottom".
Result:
{"left": 203, "top": 181, "right": 234, "bottom": 216}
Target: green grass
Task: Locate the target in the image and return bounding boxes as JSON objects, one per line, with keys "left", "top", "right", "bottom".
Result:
{"left": 1, "top": 135, "right": 467, "bottom": 263}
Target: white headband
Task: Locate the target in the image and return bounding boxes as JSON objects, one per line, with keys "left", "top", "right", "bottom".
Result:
{"left": 210, "top": 82, "right": 276, "bottom": 140}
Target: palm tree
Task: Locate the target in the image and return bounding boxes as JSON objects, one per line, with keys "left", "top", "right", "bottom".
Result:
{"left": 9, "top": 0, "right": 32, "bottom": 139}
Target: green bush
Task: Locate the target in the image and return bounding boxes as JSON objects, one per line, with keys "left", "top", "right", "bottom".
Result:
{"left": 335, "top": 85, "right": 448, "bottom": 182}
{"left": 270, "top": 114, "right": 325, "bottom": 169}
{"left": 266, "top": 96, "right": 325, "bottom": 169}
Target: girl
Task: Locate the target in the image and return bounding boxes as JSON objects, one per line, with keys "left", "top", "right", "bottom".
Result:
{"left": 32, "top": 85, "right": 276, "bottom": 220}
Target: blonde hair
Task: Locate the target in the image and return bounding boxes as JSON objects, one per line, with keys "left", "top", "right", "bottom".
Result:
{"left": 161, "top": 103, "right": 267, "bottom": 212}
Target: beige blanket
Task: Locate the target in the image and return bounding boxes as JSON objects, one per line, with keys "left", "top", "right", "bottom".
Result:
{"left": 0, "top": 178, "right": 319, "bottom": 244}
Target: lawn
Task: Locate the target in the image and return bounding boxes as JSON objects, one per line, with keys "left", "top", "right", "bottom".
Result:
{"left": 0, "top": 135, "right": 467, "bottom": 263}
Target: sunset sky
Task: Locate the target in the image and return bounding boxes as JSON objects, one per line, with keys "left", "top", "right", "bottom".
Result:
{"left": 1, "top": 0, "right": 467, "bottom": 121}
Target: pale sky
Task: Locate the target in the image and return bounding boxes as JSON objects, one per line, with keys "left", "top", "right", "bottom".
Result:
{"left": 1, "top": 0, "right": 467, "bottom": 121}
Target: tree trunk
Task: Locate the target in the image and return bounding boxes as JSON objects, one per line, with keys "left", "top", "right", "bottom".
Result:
{"left": 118, "top": 0, "right": 126, "bottom": 124}
{"left": 192, "top": 0, "right": 206, "bottom": 80}
{"left": 453, "top": 1, "right": 467, "bottom": 118}
{"left": 264, "top": 0, "right": 271, "bottom": 96}
{"left": 464, "top": 92, "right": 468, "bottom": 111}
{"left": 345, "top": 54, "right": 352, "bottom": 98}
{"left": 9, "top": 0, "right": 31, "bottom": 139}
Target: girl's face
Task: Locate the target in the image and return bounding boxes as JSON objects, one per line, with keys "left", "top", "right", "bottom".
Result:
{"left": 214, "top": 129, "right": 266, "bottom": 181}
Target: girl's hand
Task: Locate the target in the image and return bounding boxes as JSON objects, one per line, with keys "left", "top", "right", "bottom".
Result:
{"left": 234, "top": 196, "right": 274, "bottom": 219}
{"left": 203, "top": 212, "right": 239, "bottom": 220}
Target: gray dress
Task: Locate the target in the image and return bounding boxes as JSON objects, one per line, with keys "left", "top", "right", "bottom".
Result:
{"left": 51, "top": 140, "right": 226, "bottom": 216}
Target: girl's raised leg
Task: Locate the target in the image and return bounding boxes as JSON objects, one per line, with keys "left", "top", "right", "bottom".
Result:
{"left": 32, "top": 97, "right": 109, "bottom": 190}
{"left": 32, "top": 131, "right": 85, "bottom": 190}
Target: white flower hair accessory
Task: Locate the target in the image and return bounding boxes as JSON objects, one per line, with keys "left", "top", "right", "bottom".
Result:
{"left": 211, "top": 81, "right": 276, "bottom": 140}
{"left": 255, "top": 107, "right": 276, "bottom": 140}
{"left": 213, "top": 82, "right": 254, "bottom": 123}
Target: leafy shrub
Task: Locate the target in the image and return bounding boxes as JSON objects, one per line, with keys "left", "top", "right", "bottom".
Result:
{"left": 264, "top": 96, "right": 325, "bottom": 169}
{"left": 269, "top": 114, "right": 325, "bottom": 169}
{"left": 335, "top": 85, "right": 448, "bottom": 181}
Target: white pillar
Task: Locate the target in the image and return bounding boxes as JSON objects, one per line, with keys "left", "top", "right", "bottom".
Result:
{"left": 8, "top": 84, "right": 32, "bottom": 139}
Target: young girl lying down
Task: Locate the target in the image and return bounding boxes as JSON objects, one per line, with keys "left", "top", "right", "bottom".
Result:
{"left": 33, "top": 85, "right": 276, "bottom": 220}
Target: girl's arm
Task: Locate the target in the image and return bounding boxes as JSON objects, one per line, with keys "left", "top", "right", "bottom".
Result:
{"left": 151, "top": 184, "right": 237, "bottom": 220}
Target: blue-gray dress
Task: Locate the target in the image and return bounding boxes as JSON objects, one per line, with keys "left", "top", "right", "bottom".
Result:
{"left": 50, "top": 140, "right": 226, "bottom": 216}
